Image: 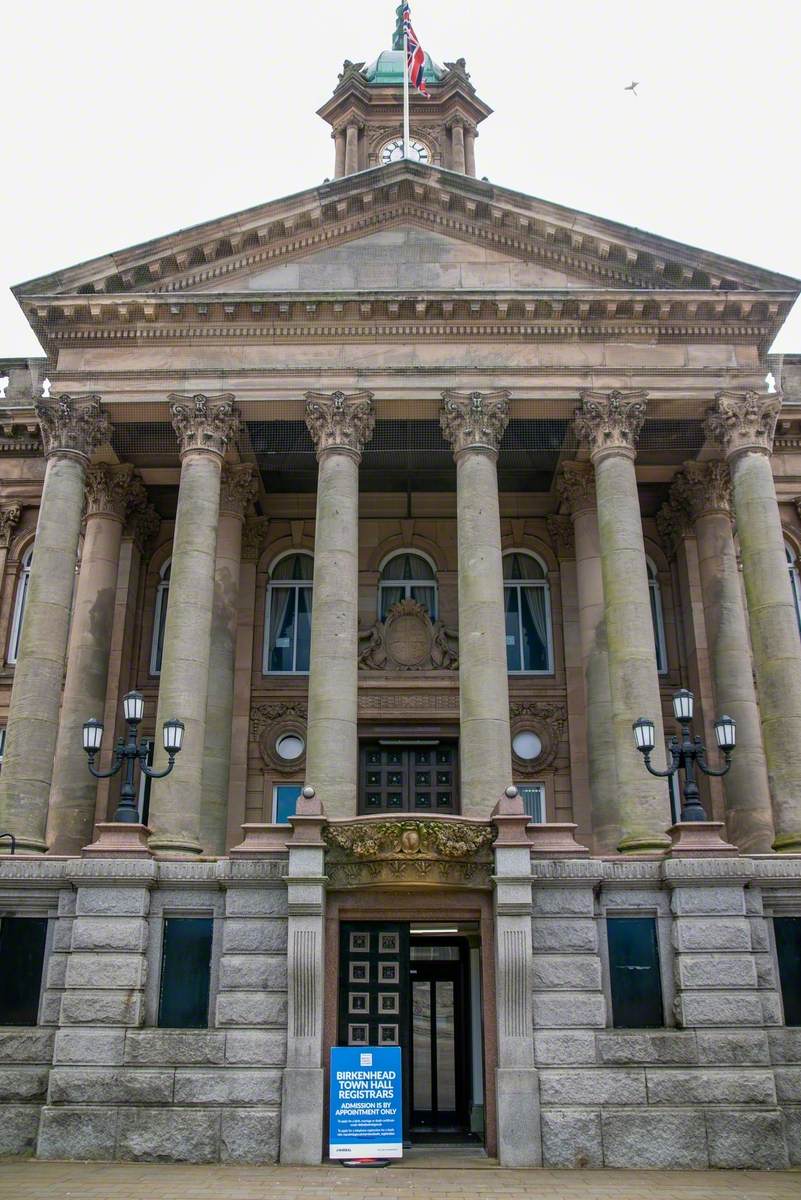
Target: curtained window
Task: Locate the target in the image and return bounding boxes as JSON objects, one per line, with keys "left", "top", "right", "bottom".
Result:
{"left": 150, "top": 559, "right": 171, "bottom": 676}
{"left": 786, "top": 542, "right": 801, "bottom": 636}
{"left": 378, "top": 552, "right": 437, "bottom": 620}
{"left": 8, "top": 545, "right": 33, "bottom": 665}
{"left": 503, "top": 552, "right": 553, "bottom": 674}
{"left": 264, "top": 552, "right": 314, "bottom": 674}
{"left": 647, "top": 558, "right": 668, "bottom": 674}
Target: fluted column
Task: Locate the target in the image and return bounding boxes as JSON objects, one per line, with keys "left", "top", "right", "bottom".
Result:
{"left": 200, "top": 464, "right": 257, "bottom": 854}
{"left": 148, "top": 394, "right": 240, "bottom": 856}
{"left": 557, "top": 462, "right": 619, "bottom": 852}
{"left": 344, "top": 123, "right": 360, "bottom": 175}
{"left": 0, "top": 395, "right": 110, "bottom": 854}
{"left": 707, "top": 390, "right": 801, "bottom": 852}
{"left": 668, "top": 461, "right": 773, "bottom": 852}
{"left": 441, "top": 390, "right": 513, "bottom": 816}
{"left": 47, "top": 465, "right": 147, "bottom": 854}
{"left": 304, "top": 390, "right": 375, "bottom": 817}
{"left": 574, "top": 391, "right": 670, "bottom": 852}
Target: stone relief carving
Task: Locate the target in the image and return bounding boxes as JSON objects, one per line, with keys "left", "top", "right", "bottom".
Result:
{"left": 509, "top": 699, "right": 567, "bottom": 771}
{"left": 304, "top": 389, "right": 376, "bottom": 456}
{"left": 0, "top": 503, "right": 22, "bottom": 549}
{"left": 242, "top": 515, "right": 269, "bottom": 562}
{"left": 84, "top": 463, "right": 146, "bottom": 522}
{"left": 250, "top": 701, "right": 308, "bottom": 742}
{"left": 574, "top": 389, "right": 648, "bottom": 458}
{"left": 168, "top": 392, "right": 241, "bottom": 458}
{"left": 36, "top": 394, "right": 111, "bottom": 461}
{"left": 440, "top": 389, "right": 511, "bottom": 455}
{"left": 358, "top": 691, "right": 459, "bottom": 713}
{"left": 220, "top": 463, "right": 258, "bottom": 518}
{"left": 358, "top": 599, "right": 458, "bottom": 671}
{"left": 125, "top": 504, "right": 160, "bottom": 551}
{"left": 324, "top": 818, "right": 494, "bottom": 889}
{"left": 556, "top": 460, "right": 596, "bottom": 514}
{"left": 670, "top": 460, "right": 733, "bottom": 521}
{"left": 655, "top": 497, "right": 692, "bottom": 560}
{"left": 705, "top": 390, "right": 780, "bottom": 458}
{"left": 546, "top": 515, "right": 574, "bottom": 560}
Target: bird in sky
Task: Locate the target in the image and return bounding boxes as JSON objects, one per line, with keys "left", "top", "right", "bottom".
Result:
{"left": 624, "top": 81, "right": 639, "bottom": 96}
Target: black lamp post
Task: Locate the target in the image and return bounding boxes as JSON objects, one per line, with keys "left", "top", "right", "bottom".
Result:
{"left": 632, "top": 689, "right": 736, "bottom": 822}
{"left": 83, "top": 691, "right": 184, "bottom": 824}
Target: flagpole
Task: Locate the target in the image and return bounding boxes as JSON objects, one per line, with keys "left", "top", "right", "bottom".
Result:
{"left": 403, "top": 31, "right": 410, "bottom": 160}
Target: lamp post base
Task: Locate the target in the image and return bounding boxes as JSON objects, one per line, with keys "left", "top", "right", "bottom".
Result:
{"left": 82, "top": 822, "right": 153, "bottom": 858}
{"left": 667, "top": 821, "right": 738, "bottom": 858}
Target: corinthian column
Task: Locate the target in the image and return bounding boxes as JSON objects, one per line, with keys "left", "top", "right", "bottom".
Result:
{"left": 200, "top": 463, "right": 257, "bottom": 853}
{"left": 148, "top": 394, "right": 240, "bottom": 856}
{"left": 557, "top": 461, "right": 619, "bottom": 851}
{"left": 707, "top": 391, "right": 801, "bottom": 852}
{"left": 574, "top": 391, "right": 670, "bottom": 852}
{"left": 304, "top": 390, "right": 375, "bottom": 817}
{"left": 0, "top": 395, "right": 110, "bottom": 853}
{"left": 47, "top": 465, "right": 147, "bottom": 855}
{"left": 441, "top": 390, "right": 513, "bottom": 816}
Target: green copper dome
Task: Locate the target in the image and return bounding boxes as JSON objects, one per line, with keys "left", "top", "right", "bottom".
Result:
{"left": 363, "top": 49, "right": 445, "bottom": 86}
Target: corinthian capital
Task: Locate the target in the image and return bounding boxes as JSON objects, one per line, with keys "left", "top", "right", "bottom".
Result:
{"left": 169, "top": 393, "right": 240, "bottom": 458}
{"left": 546, "top": 515, "right": 575, "bottom": 560}
{"left": 304, "top": 390, "right": 375, "bottom": 458}
{"left": 0, "top": 503, "right": 22, "bottom": 549}
{"left": 439, "top": 389, "right": 510, "bottom": 456}
{"left": 84, "top": 463, "right": 147, "bottom": 522}
{"left": 557, "top": 461, "right": 596, "bottom": 515}
{"left": 220, "top": 463, "right": 258, "bottom": 518}
{"left": 125, "top": 504, "right": 160, "bottom": 551}
{"left": 574, "top": 389, "right": 647, "bottom": 462}
{"left": 242, "top": 515, "right": 269, "bottom": 562}
{"left": 670, "top": 461, "right": 732, "bottom": 523}
{"left": 705, "top": 390, "right": 780, "bottom": 459}
{"left": 656, "top": 497, "right": 692, "bottom": 560}
{"left": 36, "top": 394, "right": 111, "bottom": 462}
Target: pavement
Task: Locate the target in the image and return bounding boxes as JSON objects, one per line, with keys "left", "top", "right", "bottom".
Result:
{"left": 0, "top": 1160, "right": 799, "bottom": 1200}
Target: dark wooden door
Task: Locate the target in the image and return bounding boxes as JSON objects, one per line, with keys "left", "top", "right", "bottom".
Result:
{"left": 359, "top": 742, "right": 458, "bottom": 814}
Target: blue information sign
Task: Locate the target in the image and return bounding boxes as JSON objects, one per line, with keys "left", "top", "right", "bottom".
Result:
{"left": 329, "top": 1045, "right": 403, "bottom": 1160}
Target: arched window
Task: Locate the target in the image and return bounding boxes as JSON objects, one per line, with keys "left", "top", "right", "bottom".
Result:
{"left": 150, "top": 559, "right": 171, "bottom": 676}
{"left": 378, "top": 551, "right": 437, "bottom": 620}
{"left": 786, "top": 542, "right": 801, "bottom": 635}
{"left": 8, "top": 545, "right": 33, "bottom": 664}
{"left": 648, "top": 557, "right": 668, "bottom": 674}
{"left": 503, "top": 552, "right": 553, "bottom": 674}
{"left": 264, "top": 553, "right": 314, "bottom": 674}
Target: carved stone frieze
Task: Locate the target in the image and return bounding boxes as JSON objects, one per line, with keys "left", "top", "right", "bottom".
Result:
{"left": 324, "top": 817, "right": 494, "bottom": 889}
{"left": 573, "top": 389, "right": 648, "bottom": 461}
{"left": 0, "top": 503, "right": 22, "bottom": 549}
{"left": 670, "top": 461, "right": 733, "bottom": 523}
{"left": 705, "top": 390, "right": 781, "bottom": 459}
{"left": 220, "top": 463, "right": 258, "bottom": 518}
{"left": 36, "top": 394, "right": 111, "bottom": 461}
{"left": 509, "top": 700, "right": 567, "bottom": 771}
{"left": 84, "top": 463, "right": 146, "bottom": 522}
{"left": 250, "top": 701, "right": 308, "bottom": 742}
{"left": 357, "top": 691, "right": 459, "bottom": 714}
{"left": 304, "top": 390, "right": 375, "bottom": 458}
{"left": 242, "top": 515, "right": 269, "bottom": 562}
{"left": 546, "top": 515, "right": 575, "bottom": 560}
{"left": 556, "top": 461, "right": 596, "bottom": 514}
{"left": 440, "top": 389, "right": 510, "bottom": 455}
{"left": 358, "top": 599, "right": 458, "bottom": 671}
{"left": 168, "top": 392, "right": 240, "bottom": 458}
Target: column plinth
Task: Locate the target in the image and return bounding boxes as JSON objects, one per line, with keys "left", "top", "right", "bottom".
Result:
{"left": 303, "top": 391, "right": 375, "bottom": 818}
{"left": 707, "top": 390, "right": 801, "bottom": 852}
{"left": 0, "top": 395, "right": 110, "bottom": 854}
{"left": 441, "top": 390, "right": 513, "bottom": 816}
{"left": 148, "top": 394, "right": 240, "bottom": 856}
{"left": 574, "top": 390, "right": 670, "bottom": 853}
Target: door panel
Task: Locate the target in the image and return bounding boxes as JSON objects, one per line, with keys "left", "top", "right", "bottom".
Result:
{"left": 359, "top": 743, "right": 458, "bottom": 814}
{"left": 409, "top": 943, "right": 470, "bottom": 1134}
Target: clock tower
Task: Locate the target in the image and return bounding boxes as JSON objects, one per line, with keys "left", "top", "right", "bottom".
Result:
{"left": 317, "top": 32, "right": 492, "bottom": 178}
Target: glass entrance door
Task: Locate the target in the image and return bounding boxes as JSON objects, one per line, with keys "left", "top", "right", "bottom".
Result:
{"left": 359, "top": 742, "right": 458, "bottom": 814}
{"left": 409, "top": 943, "right": 470, "bottom": 1136}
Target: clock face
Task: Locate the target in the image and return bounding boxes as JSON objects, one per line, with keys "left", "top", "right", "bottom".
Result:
{"left": 381, "top": 137, "right": 430, "bottom": 165}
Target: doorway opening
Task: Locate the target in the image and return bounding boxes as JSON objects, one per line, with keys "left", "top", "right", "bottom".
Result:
{"left": 337, "top": 920, "right": 484, "bottom": 1144}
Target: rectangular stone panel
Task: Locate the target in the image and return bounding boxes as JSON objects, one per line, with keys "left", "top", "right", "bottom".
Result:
{"left": 220, "top": 1108, "right": 280, "bottom": 1164}
{"left": 224, "top": 890, "right": 287, "bottom": 918}
{"left": 0, "top": 1030, "right": 55, "bottom": 1065}
{"left": 646, "top": 1068, "right": 776, "bottom": 1105}
{"left": 539, "top": 1068, "right": 646, "bottom": 1106}
{"left": 48, "top": 1068, "right": 174, "bottom": 1106}
{"left": 696, "top": 1030, "right": 770, "bottom": 1066}
{"left": 224, "top": 1030, "right": 287, "bottom": 1066}
{"left": 531, "top": 919, "right": 597, "bottom": 953}
{"left": 221, "top": 920, "right": 288, "bottom": 954}
{"left": 59, "top": 990, "right": 144, "bottom": 1028}
{"left": 65, "top": 953, "right": 146, "bottom": 991}
{"left": 37, "top": 1105, "right": 118, "bottom": 1161}
{"left": 116, "top": 1107, "right": 221, "bottom": 1163}
{"left": 124, "top": 1031, "right": 226, "bottom": 1066}
{"left": 674, "top": 991, "right": 765, "bottom": 1028}
{"left": 0, "top": 1104, "right": 40, "bottom": 1156}
{"left": 601, "top": 1108, "right": 709, "bottom": 1168}
{"left": 541, "top": 1109, "right": 602, "bottom": 1168}
{"left": 705, "top": 1109, "right": 789, "bottom": 1169}
{"left": 532, "top": 993, "right": 606, "bottom": 1029}
{"left": 70, "top": 917, "right": 148, "bottom": 953}
{"left": 218, "top": 955, "right": 288, "bottom": 992}
{"left": 531, "top": 955, "right": 602, "bottom": 991}
{"left": 75, "top": 888, "right": 150, "bottom": 917}
{"left": 215, "top": 993, "right": 288, "bottom": 1028}
{"left": 672, "top": 917, "right": 751, "bottom": 952}
{"left": 596, "top": 1031, "right": 697, "bottom": 1066}
{"left": 53, "top": 1029, "right": 125, "bottom": 1066}
{"left": 0, "top": 1067, "right": 49, "bottom": 1102}
{"left": 534, "top": 1032, "right": 597, "bottom": 1066}
{"left": 173, "top": 1069, "right": 282, "bottom": 1105}
{"left": 676, "top": 953, "right": 758, "bottom": 990}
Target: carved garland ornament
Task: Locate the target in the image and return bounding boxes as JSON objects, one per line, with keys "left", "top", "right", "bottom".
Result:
{"left": 358, "top": 599, "right": 458, "bottom": 671}
{"left": 169, "top": 392, "right": 241, "bottom": 458}
{"left": 325, "top": 819, "right": 494, "bottom": 860}
{"left": 36, "top": 394, "right": 111, "bottom": 461}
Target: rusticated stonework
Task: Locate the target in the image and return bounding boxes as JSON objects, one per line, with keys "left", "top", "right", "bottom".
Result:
{"left": 304, "top": 389, "right": 375, "bottom": 457}
{"left": 0, "top": 503, "right": 22, "bottom": 549}
{"left": 670, "top": 461, "right": 733, "bottom": 522}
{"left": 706, "top": 390, "right": 781, "bottom": 459}
{"left": 358, "top": 599, "right": 458, "bottom": 671}
{"left": 168, "top": 392, "right": 240, "bottom": 458}
{"left": 556, "top": 460, "right": 596, "bottom": 514}
{"left": 242, "top": 515, "right": 269, "bottom": 562}
{"left": 440, "top": 389, "right": 510, "bottom": 455}
{"left": 324, "top": 818, "right": 495, "bottom": 889}
{"left": 546, "top": 515, "right": 575, "bottom": 560}
{"left": 36, "top": 394, "right": 111, "bottom": 461}
{"left": 220, "top": 463, "right": 258, "bottom": 518}
{"left": 573, "top": 389, "right": 648, "bottom": 461}
{"left": 84, "top": 463, "right": 146, "bottom": 522}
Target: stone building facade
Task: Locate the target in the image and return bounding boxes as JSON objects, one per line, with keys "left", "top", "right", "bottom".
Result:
{"left": 0, "top": 36, "right": 800, "bottom": 1169}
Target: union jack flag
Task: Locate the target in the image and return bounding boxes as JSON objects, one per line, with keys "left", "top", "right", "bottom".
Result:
{"left": 403, "top": 3, "right": 430, "bottom": 97}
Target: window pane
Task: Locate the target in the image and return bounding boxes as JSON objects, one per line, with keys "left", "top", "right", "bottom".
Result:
{"left": 774, "top": 917, "right": 801, "bottom": 1026}
{"left": 274, "top": 785, "right": 302, "bottom": 824}
{"left": 158, "top": 917, "right": 213, "bottom": 1029}
{"left": 410, "top": 586, "right": 436, "bottom": 618}
{"left": 504, "top": 586, "right": 521, "bottom": 671}
{"left": 518, "top": 785, "right": 544, "bottom": 822}
{"left": 380, "top": 585, "right": 405, "bottom": 620}
{"left": 649, "top": 585, "right": 665, "bottom": 672}
{"left": 503, "top": 553, "right": 544, "bottom": 581}
{"left": 295, "top": 585, "right": 312, "bottom": 672}
{"left": 607, "top": 917, "right": 663, "bottom": 1029}
{"left": 153, "top": 587, "right": 168, "bottom": 674}
{"left": 520, "top": 586, "right": 549, "bottom": 671}
{"left": 382, "top": 554, "right": 434, "bottom": 581}
{"left": 268, "top": 588, "right": 296, "bottom": 672}
{"left": 0, "top": 917, "right": 48, "bottom": 1025}
{"left": 272, "top": 554, "right": 313, "bottom": 581}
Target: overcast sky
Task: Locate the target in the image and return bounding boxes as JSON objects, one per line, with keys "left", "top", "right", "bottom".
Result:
{"left": 2, "top": 0, "right": 800, "bottom": 359}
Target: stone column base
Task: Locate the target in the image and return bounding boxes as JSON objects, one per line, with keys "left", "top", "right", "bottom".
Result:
{"left": 279, "top": 1067, "right": 324, "bottom": 1164}
{"left": 81, "top": 823, "right": 153, "bottom": 858}
{"left": 667, "top": 821, "right": 738, "bottom": 857}
{"left": 495, "top": 1067, "right": 542, "bottom": 1166}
